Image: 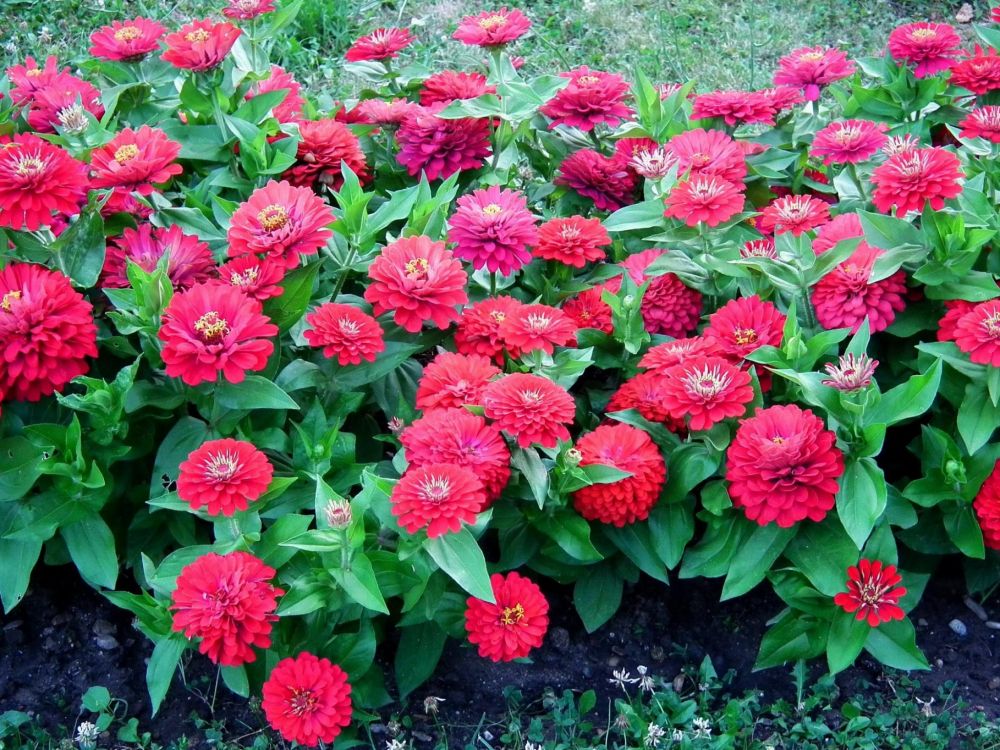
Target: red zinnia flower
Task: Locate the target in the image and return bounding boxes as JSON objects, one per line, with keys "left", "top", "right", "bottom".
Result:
{"left": 726, "top": 404, "right": 844, "bottom": 527}
{"left": 664, "top": 174, "right": 745, "bottom": 227}
{"left": 286, "top": 119, "right": 369, "bottom": 190}
{"left": 177, "top": 438, "right": 273, "bottom": 516}
{"left": 448, "top": 186, "right": 538, "bottom": 275}
{"left": 102, "top": 224, "right": 214, "bottom": 291}
{"left": 227, "top": 179, "right": 334, "bottom": 269}
{"left": 304, "top": 303, "right": 385, "bottom": 366}
{"left": 937, "top": 298, "right": 977, "bottom": 342}
{"left": 223, "top": 0, "right": 275, "bottom": 19}
{"left": 660, "top": 356, "right": 754, "bottom": 431}
{"left": 7, "top": 55, "right": 64, "bottom": 105}
{"left": 949, "top": 45, "right": 1000, "bottom": 95}
{"left": 954, "top": 299, "right": 1000, "bottom": 365}
{"left": 606, "top": 371, "right": 686, "bottom": 433}
{"left": 345, "top": 27, "right": 413, "bottom": 62}
{"left": 364, "top": 235, "right": 469, "bottom": 333}
{"left": 974, "top": 460, "right": 1000, "bottom": 550}
{"left": 666, "top": 128, "right": 747, "bottom": 183}
{"left": 812, "top": 244, "right": 907, "bottom": 333}
{"left": 415, "top": 351, "right": 499, "bottom": 411}
{"left": 691, "top": 89, "right": 800, "bottom": 126}
{"left": 639, "top": 336, "right": 721, "bottom": 372}
{"left": 356, "top": 98, "right": 421, "bottom": 127}
{"left": 401, "top": 408, "right": 510, "bottom": 503}
{"left": 0, "top": 263, "right": 97, "bottom": 402}
{"left": 742, "top": 238, "right": 777, "bottom": 258}
{"left": 994, "top": 6, "right": 1000, "bottom": 22}
{"left": 396, "top": 105, "right": 492, "bottom": 181}
{"left": 89, "top": 17, "right": 166, "bottom": 61}
{"left": 618, "top": 140, "right": 677, "bottom": 180}
{"left": 624, "top": 254, "right": 703, "bottom": 338}
{"left": 812, "top": 213, "right": 863, "bottom": 254}
{"left": 499, "top": 303, "right": 577, "bottom": 355}
{"left": 158, "top": 282, "right": 277, "bottom": 386}
{"left": 562, "top": 287, "right": 613, "bottom": 334}
{"left": 758, "top": 194, "right": 830, "bottom": 236}
{"left": 262, "top": 652, "right": 352, "bottom": 747}
{"left": 833, "top": 559, "right": 907, "bottom": 626}
{"left": 171, "top": 551, "right": 283, "bottom": 666}
{"left": 871, "top": 147, "right": 963, "bottom": 216}
{"left": 99, "top": 187, "right": 153, "bottom": 220}
{"left": 455, "top": 296, "right": 524, "bottom": 363}
{"left": 453, "top": 8, "right": 531, "bottom": 47}
{"left": 465, "top": 572, "right": 548, "bottom": 662}
{"left": 810, "top": 120, "right": 889, "bottom": 165}
{"left": 556, "top": 149, "right": 637, "bottom": 211}
{"left": 216, "top": 256, "right": 285, "bottom": 301}
{"left": 888, "top": 22, "right": 961, "bottom": 78}
{"left": 162, "top": 19, "right": 241, "bottom": 71}
{"left": 704, "top": 295, "right": 786, "bottom": 362}
{"left": 0, "top": 134, "right": 88, "bottom": 231}
{"left": 391, "top": 462, "right": 485, "bottom": 536}
{"left": 24, "top": 75, "right": 104, "bottom": 134}
{"left": 540, "top": 66, "right": 632, "bottom": 132}
{"left": 773, "top": 46, "right": 855, "bottom": 100}
{"left": 959, "top": 107, "right": 1000, "bottom": 143}
{"left": 572, "top": 423, "right": 666, "bottom": 526}
{"left": 420, "top": 70, "right": 494, "bottom": 105}
{"left": 482, "top": 373, "right": 575, "bottom": 448}
{"left": 246, "top": 66, "right": 304, "bottom": 123}
{"left": 90, "top": 126, "right": 182, "bottom": 195}
{"left": 533, "top": 215, "right": 610, "bottom": 268}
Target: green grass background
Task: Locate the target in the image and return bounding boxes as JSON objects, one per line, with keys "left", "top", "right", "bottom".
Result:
{"left": 0, "top": 1, "right": 980, "bottom": 95}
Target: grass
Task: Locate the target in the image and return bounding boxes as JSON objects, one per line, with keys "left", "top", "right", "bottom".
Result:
{"left": 0, "top": 0, "right": 978, "bottom": 96}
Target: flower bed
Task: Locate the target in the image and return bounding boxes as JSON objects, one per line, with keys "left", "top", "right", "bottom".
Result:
{"left": 2, "top": 1, "right": 1000, "bottom": 745}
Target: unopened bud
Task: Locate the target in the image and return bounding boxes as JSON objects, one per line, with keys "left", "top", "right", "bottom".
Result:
{"left": 325, "top": 499, "right": 352, "bottom": 529}
{"left": 565, "top": 447, "right": 582, "bottom": 464}
{"left": 388, "top": 417, "right": 405, "bottom": 435}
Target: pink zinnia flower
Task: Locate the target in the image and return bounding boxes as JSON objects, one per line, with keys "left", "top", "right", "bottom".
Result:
{"left": 415, "top": 351, "right": 499, "bottom": 411}
{"left": 102, "top": 224, "right": 215, "bottom": 291}
{"left": 871, "top": 147, "right": 963, "bottom": 216}
{"left": 540, "top": 66, "right": 633, "bottom": 132}
{"left": 556, "top": 149, "right": 637, "bottom": 211}
{"left": 396, "top": 105, "right": 492, "bottom": 181}
{"left": 533, "top": 215, "right": 609, "bottom": 268}
{"left": 216, "top": 256, "right": 285, "bottom": 302}
{"left": 420, "top": 70, "right": 494, "bottom": 106}
{"left": 345, "top": 27, "right": 413, "bottom": 62}
{"left": 453, "top": 8, "right": 531, "bottom": 47}
{"left": 222, "top": 0, "right": 275, "bottom": 19}
{"left": 482, "top": 373, "right": 576, "bottom": 448}
{"left": 666, "top": 127, "right": 747, "bottom": 183}
{"left": 286, "top": 118, "right": 369, "bottom": 190}
{"left": 664, "top": 175, "right": 745, "bottom": 227}
{"left": 888, "top": 22, "right": 961, "bottom": 78}
{"left": 392, "top": 463, "right": 485, "bottom": 537}
{"left": 811, "top": 244, "right": 907, "bottom": 333}
{"left": 89, "top": 17, "right": 165, "bottom": 61}
{"left": 562, "top": 287, "right": 613, "bottom": 334}
{"left": 304, "top": 303, "right": 385, "bottom": 366}
{"left": 954, "top": 299, "right": 1000, "bottom": 366}
{"left": 640, "top": 336, "right": 722, "bottom": 372}
{"left": 177, "top": 438, "right": 273, "bottom": 517}
{"left": 660, "top": 355, "right": 754, "bottom": 431}
{"left": 162, "top": 19, "right": 241, "bottom": 71}
{"left": 454, "top": 296, "right": 524, "bottom": 363}
{"left": 448, "top": 186, "right": 538, "bottom": 275}
{"left": 0, "top": 133, "right": 88, "bottom": 231}
{"left": 758, "top": 194, "right": 830, "bottom": 236}
{"left": 959, "top": 106, "right": 1000, "bottom": 143}
{"left": 810, "top": 120, "right": 889, "bottom": 165}
{"left": 24, "top": 76, "right": 104, "bottom": 134}
{"left": 950, "top": 45, "right": 1000, "bottom": 95}
{"left": 90, "top": 126, "right": 182, "bottom": 195}
{"left": 356, "top": 98, "right": 421, "bottom": 127}
{"left": 245, "top": 66, "right": 303, "bottom": 123}
{"left": 704, "top": 295, "right": 786, "bottom": 362}
{"left": 773, "top": 46, "right": 855, "bottom": 100}
{"left": 499, "top": 303, "right": 577, "bottom": 355}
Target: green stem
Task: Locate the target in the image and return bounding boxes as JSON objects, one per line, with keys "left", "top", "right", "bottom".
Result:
{"left": 489, "top": 271, "right": 498, "bottom": 296}
{"left": 330, "top": 241, "right": 359, "bottom": 301}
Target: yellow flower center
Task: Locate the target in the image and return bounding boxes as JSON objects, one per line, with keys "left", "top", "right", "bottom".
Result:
{"left": 1, "top": 290, "right": 22, "bottom": 312}
{"left": 500, "top": 603, "right": 525, "bottom": 626}
{"left": 490, "top": 310, "right": 506, "bottom": 323}
{"left": 231, "top": 267, "right": 259, "bottom": 287}
{"left": 405, "top": 257, "right": 430, "bottom": 278}
{"left": 14, "top": 156, "right": 45, "bottom": 177}
{"left": 257, "top": 204, "right": 289, "bottom": 231}
{"left": 481, "top": 203, "right": 503, "bottom": 217}
{"left": 982, "top": 312, "right": 1000, "bottom": 339}
{"left": 288, "top": 688, "right": 318, "bottom": 717}
{"left": 203, "top": 449, "right": 242, "bottom": 482}
{"left": 114, "top": 144, "right": 140, "bottom": 163}
{"left": 185, "top": 28, "right": 211, "bottom": 43}
{"left": 26, "top": 69, "right": 42, "bottom": 77}
{"left": 799, "top": 51, "right": 824, "bottom": 62}
{"left": 194, "top": 311, "right": 230, "bottom": 342}
{"left": 910, "top": 28, "right": 936, "bottom": 40}
{"left": 733, "top": 327, "right": 758, "bottom": 346}
{"left": 478, "top": 14, "right": 507, "bottom": 29}
{"left": 114, "top": 25, "right": 142, "bottom": 41}
{"left": 771, "top": 436, "right": 786, "bottom": 445}
{"left": 576, "top": 75, "right": 600, "bottom": 86}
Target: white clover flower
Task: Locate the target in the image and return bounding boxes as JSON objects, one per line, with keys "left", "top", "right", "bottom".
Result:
{"left": 386, "top": 739, "right": 407, "bottom": 750}
{"left": 692, "top": 717, "right": 711, "bottom": 739}
{"left": 75, "top": 721, "right": 99, "bottom": 749}
{"left": 644, "top": 723, "right": 666, "bottom": 748}
{"left": 609, "top": 668, "right": 640, "bottom": 691}
{"left": 671, "top": 728, "right": 685, "bottom": 742}
{"left": 636, "top": 664, "right": 655, "bottom": 692}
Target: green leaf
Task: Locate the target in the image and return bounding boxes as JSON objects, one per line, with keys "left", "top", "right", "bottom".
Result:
{"left": 721, "top": 524, "right": 795, "bottom": 600}
{"left": 663, "top": 443, "right": 719, "bottom": 503}
{"left": 647, "top": 499, "right": 695, "bottom": 569}
{"left": 512, "top": 447, "right": 549, "bottom": 509}
{"left": 149, "top": 417, "right": 209, "bottom": 500}
{"left": 754, "top": 609, "right": 827, "bottom": 670}
{"left": 81, "top": 686, "right": 112, "bottom": 713}
{"left": 836, "top": 459, "right": 887, "bottom": 549}
{"left": 0, "top": 437, "right": 43, "bottom": 501}
{"left": 866, "top": 360, "right": 941, "bottom": 426}
{"left": 147, "top": 634, "right": 187, "bottom": 715}
{"left": 864, "top": 618, "right": 929, "bottom": 671}
{"left": 603, "top": 200, "right": 666, "bottom": 232}
{"left": 604, "top": 523, "right": 668, "bottom": 583}
{"left": 785, "top": 519, "right": 859, "bottom": 596}
{"left": 857, "top": 209, "right": 924, "bottom": 250}
{"left": 0, "top": 538, "right": 41, "bottom": 613}
{"left": 958, "top": 383, "right": 1000, "bottom": 454}
{"left": 944, "top": 505, "right": 985, "bottom": 559}
{"left": 573, "top": 564, "right": 623, "bottom": 633}
{"left": 215, "top": 375, "right": 299, "bottom": 411}
{"left": 539, "top": 509, "right": 603, "bottom": 562}
{"left": 51, "top": 209, "right": 106, "bottom": 288}
{"left": 263, "top": 262, "right": 320, "bottom": 332}
{"left": 221, "top": 666, "right": 249, "bottom": 698}
{"left": 332, "top": 553, "right": 390, "bottom": 614}
{"left": 827, "top": 610, "right": 870, "bottom": 675}
{"left": 62, "top": 515, "right": 118, "bottom": 589}
{"left": 680, "top": 515, "right": 752, "bottom": 579}
{"left": 395, "top": 622, "right": 447, "bottom": 698}
{"left": 424, "top": 528, "right": 495, "bottom": 602}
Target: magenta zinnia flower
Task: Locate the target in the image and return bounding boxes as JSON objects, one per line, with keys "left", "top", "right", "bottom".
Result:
{"left": 540, "top": 66, "right": 633, "bottom": 131}
{"left": 453, "top": 8, "right": 531, "bottom": 47}
{"left": 810, "top": 120, "right": 889, "bottom": 165}
{"left": 556, "top": 149, "right": 637, "bottom": 211}
{"left": 447, "top": 186, "right": 538, "bottom": 275}
{"left": 773, "top": 45, "right": 855, "bottom": 100}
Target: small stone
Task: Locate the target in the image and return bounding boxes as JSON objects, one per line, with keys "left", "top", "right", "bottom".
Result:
{"left": 550, "top": 627, "right": 570, "bottom": 651}
{"left": 3, "top": 621, "right": 22, "bottom": 632}
{"left": 607, "top": 655, "right": 620, "bottom": 667}
{"left": 986, "top": 621, "right": 1000, "bottom": 630}
{"left": 650, "top": 645, "right": 665, "bottom": 662}
{"left": 949, "top": 619, "right": 968, "bottom": 637}
{"left": 95, "top": 634, "right": 119, "bottom": 650}
{"left": 369, "top": 724, "right": 386, "bottom": 735}
{"left": 935, "top": 658, "right": 944, "bottom": 668}
{"left": 41, "top": 636, "right": 59, "bottom": 652}
{"left": 672, "top": 674, "right": 685, "bottom": 692}
{"left": 990, "top": 677, "right": 1000, "bottom": 690}
{"left": 955, "top": 2, "right": 974, "bottom": 23}
{"left": 918, "top": 618, "right": 929, "bottom": 628}
{"left": 92, "top": 619, "right": 116, "bottom": 636}
{"left": 964, "top": 596, "right": 989, "bottom": 622}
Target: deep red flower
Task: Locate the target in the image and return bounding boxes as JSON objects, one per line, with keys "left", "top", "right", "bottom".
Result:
{"left": 959, "top": 107, "right": 1000, "bottom": 143}
{"left": 262, "top": 652, "right": 352, "bottom": 748}
{"left": 102, "top": 224, "right": 214, "bottom": 291}
{"left": 304, "top": 303, "right": 385, "bottom": 365}
{"left": 364, "top": 235, "right": 468, "bottom": 333}
{"left": 643, "top": 276, "right": 702, "bottom": 338}
{"left": 345, "top": 27, "right": 413, "bottom": 62}
{"left": 162, "top": 19, "right": 241, "bottom": 71}
{"left": 482, "top": 373, "right": 575, "bottom": 448}
{"left": 812, "top": 244, "right": 907, "bottom": 333}
{"left": 415, "top": 351, "right": 499, "bottom": 411}
{"left": 500, "top": 303, "right": 577, "bottom": 355}
{"left": 949, "top": 45, "right": 1000, "bottom": 95}
{"left": 391, "top": 462, "right": 485, "bottom": 536}
{"left": 726, "top": 404, "right": 844, "bottom": 527}
{"left": 89, "top": 17, "right": 165, "bottom": 61}
{"left": 90, "top": 126, "right": 182, "bottom": 195}
{"left": 759, "top": 194, "right": 830, "bottom": 236}
{"left": 223, "top": 0, "right": 275, "bottom": 19}
{"left": 664, "top": 174, "right": 745, "bottom": 227}
{"left": 994, "top": 6, "right": 1000, "bottom": 22}
{"left": 396, "top": 106, "right": 492, "bottom": 181}
{"left": 666, "top": 128, "right": 747, "bottom": 183}
{"left": 171, "top": 551, "right": 283, "bottom": 666}
{"left": 704, "top": 295, "right": 786, "bottom": 362}
{"left": 556, "top": 149, "right": 637, "bottom": 211}
{"left": 954, "top": 299, "right": 1000, "bottom": 365}
{"left": 216, "top": 256, "right": 285, "bottom": 302}
{"left": 660, "top": 356, "right": 754, "bottom": 431}
{"left": 606, "top": 371, "right": 686, "bottom": 433}
{"left": 533, "top": 215, "right": 609, "bottom": 268}
{"left": 833, "top": 559, "right": 907, "bottom": 626}
{"left": 810, "top": 120, "right": 889, "bottom": 165}
{"left": 540, "top": 66, "right": 632, "bottom": 131}
{"left": 455, "top": 296, "right": 524, "bottom": 363}
{"left": 974, "top": 460, "right": 1000, "bottom": 550}
{"left": 465, "top": 572, "right": 548, "bottom": 662}
{"left": 0, "top": 133, "right": 88, "bottom": 231}
{"left": 562, "top": 286, "right": 613, "bottom": 334}
{"left": 448, "top": 186, "right": 538, "bottom": 275}
{"left": 401, "top": 407, "right": 510, "bottom": 503}
{"left": 286, "top": 119, "right": 369, "bottom": 190}
{"left": 158, "top": 282, "right": 276, "bottom": 386}
{"left": 227, "top": 179, "right": 334, "bottom": 269}
{"left": 639, "top": 336, "right": 721, "bottom": 372}
{"left": 177, "top": 438, "right": 273, "bottom": 516}
{"left": 871, "top": 147, "right": 963, "bottom": 216}
{"left": 98, "top": 187, "right": 154, "bottom": 221}
{"left": 246, "top": 66, "right": 303, "bottom": 123}
{"left": 356, "top": 98, "right": 422, "bottom": 127}
{"left": 420, "top": 70, "right": 494, "bottom": 105}
{"left": 888, "top": 22, "right": 961, "bottom": 78}
{"left": 937, "top": 298, "right": 976, "bottom": 342}
{"left": 572, "top": 423, "right": 666, "bottom": 526}
{"left": 773, "top": 45, "right": 855, "bottom": 100}
{"left": 454, "top": 8, "right": 531, "bottom": 47}
{"left": 0, "top": 263, "right": 97, "bottom": 402}
{"left": 24, "top": 75, "right": 104, "bottom": 134}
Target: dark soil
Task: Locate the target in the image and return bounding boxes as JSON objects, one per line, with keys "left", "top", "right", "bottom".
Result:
{"left": 1, "top": 563, "right": 999, "bottom": 745}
